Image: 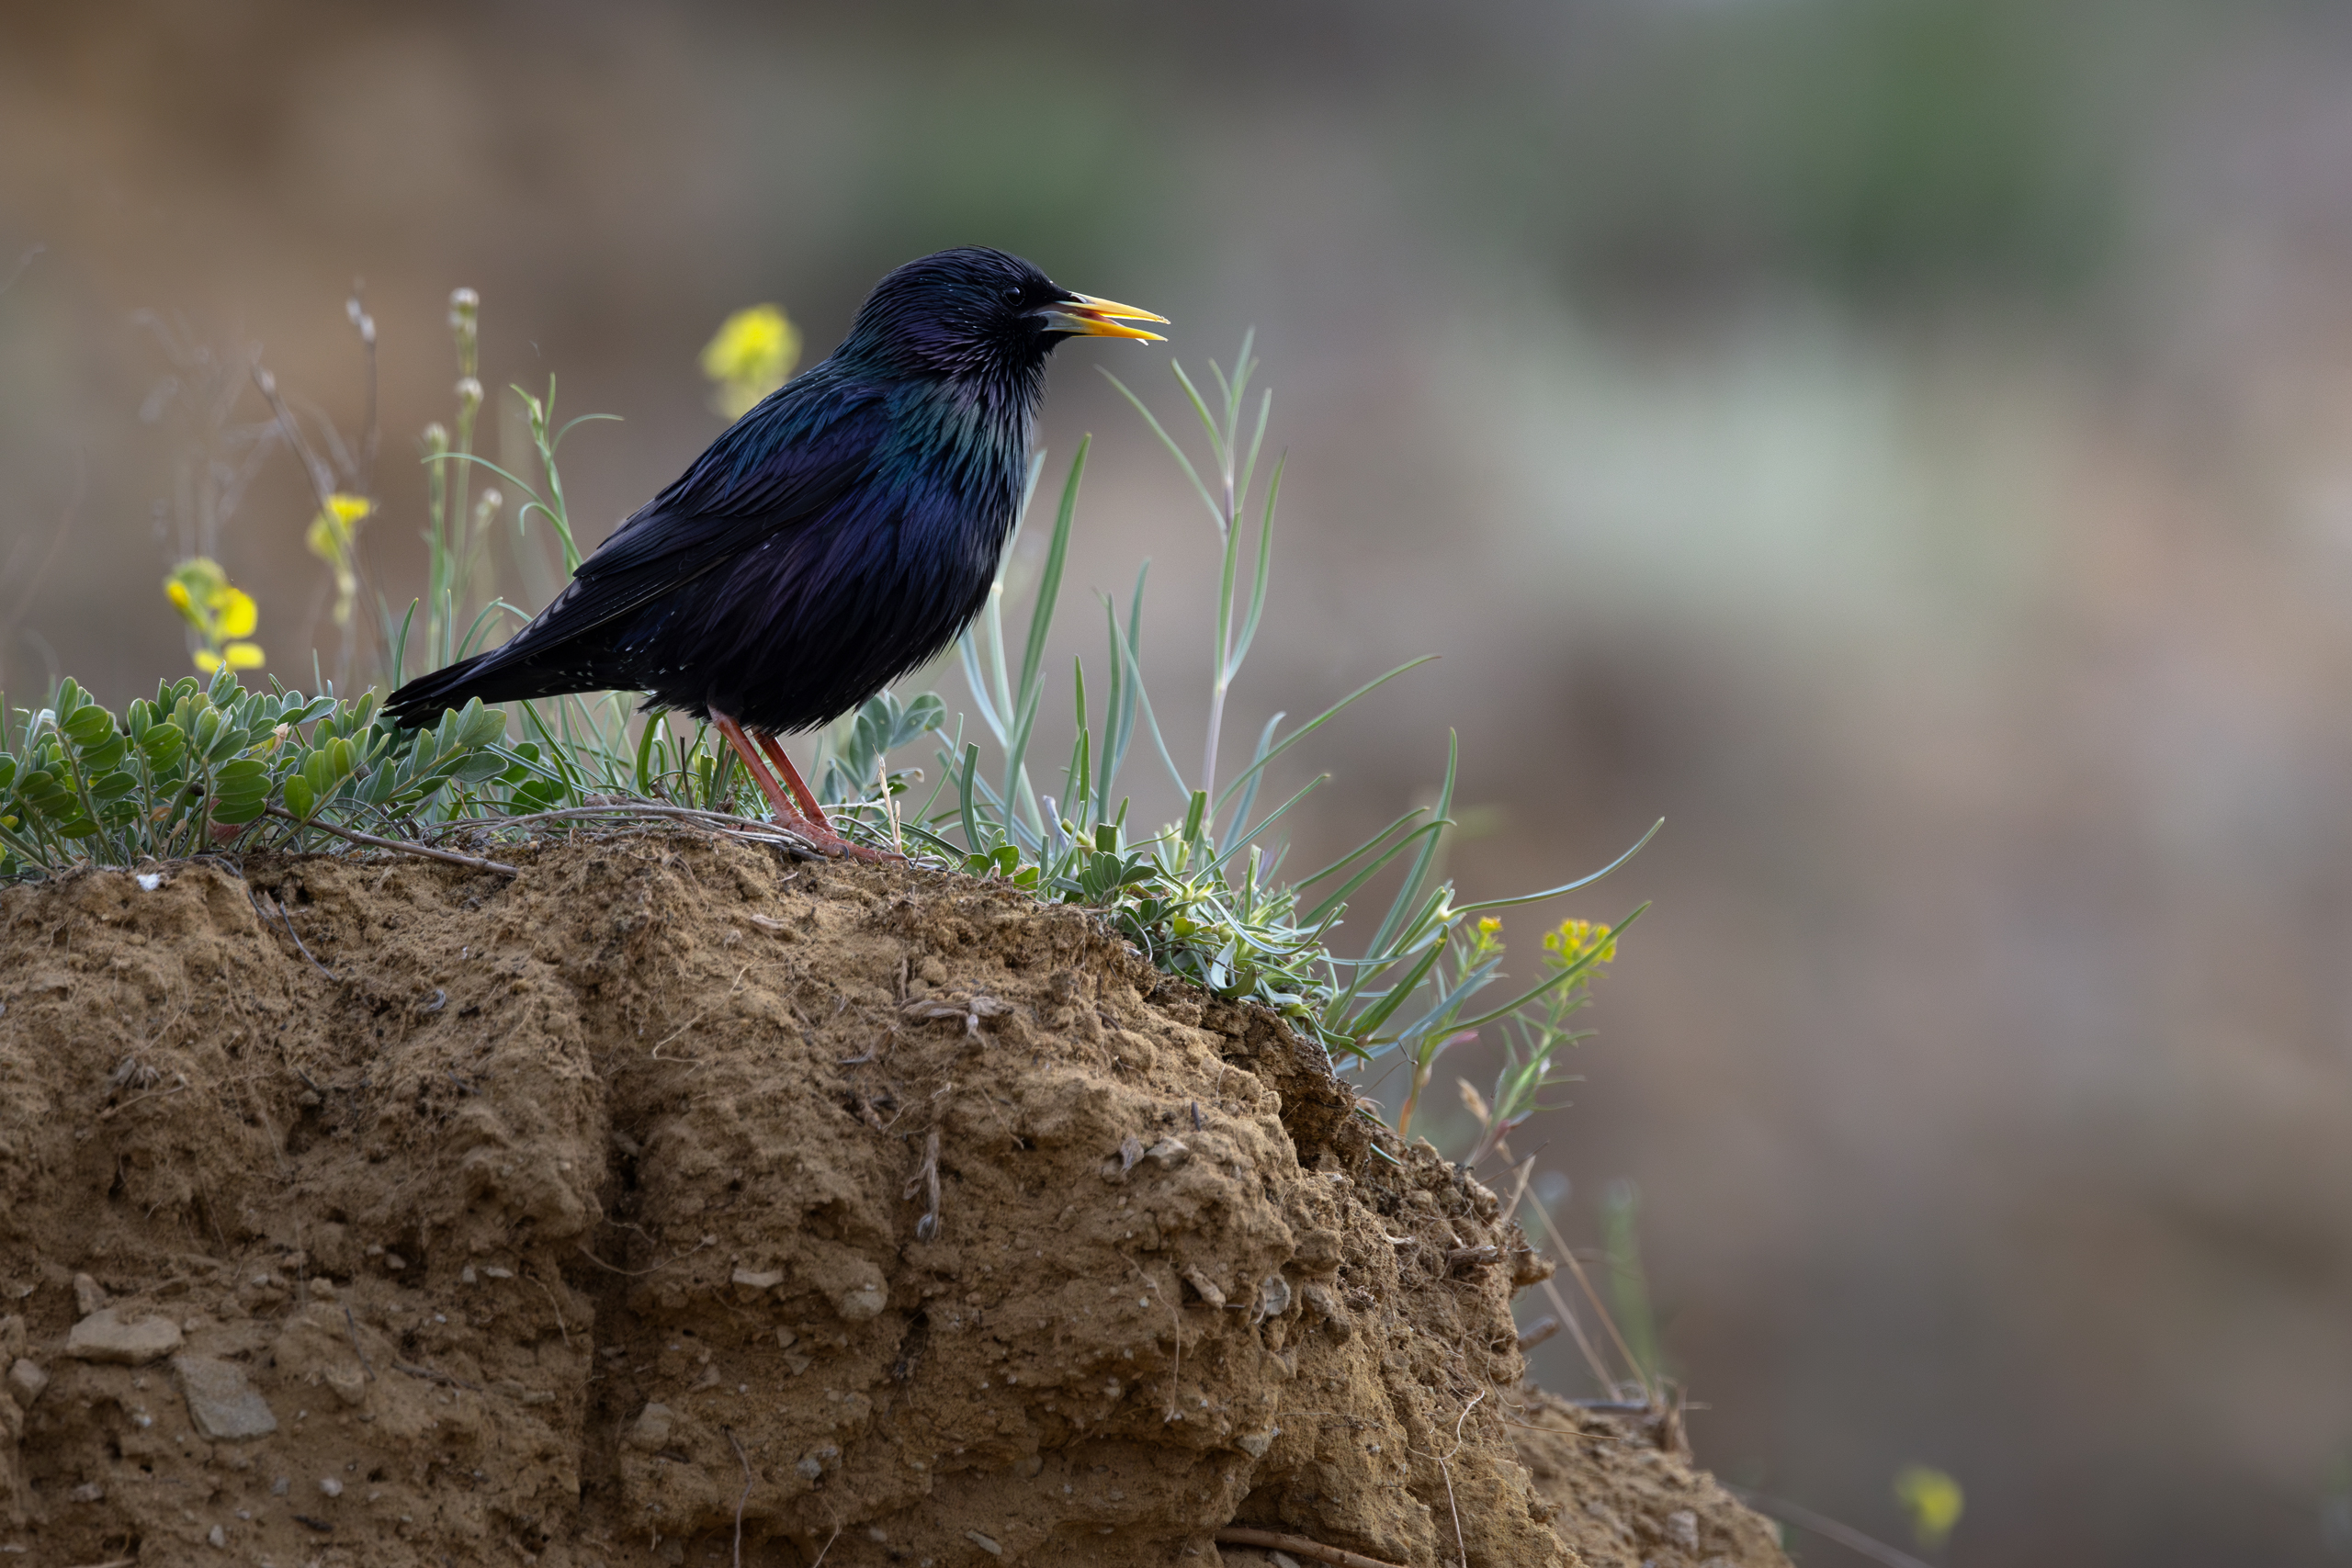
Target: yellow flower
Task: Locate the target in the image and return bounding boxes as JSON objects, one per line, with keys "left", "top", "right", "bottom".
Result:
{"left": 165, "top": 558, "right": 266, "bottom": 673}
{"left": 1894, "top": 1466, "right": 1963, "bottom": 1551}
{"left": 701, "top": 304, "right": 800, "bottom": 420}
{"left": 214, "top": 588, "right": 258, "bottom": 639}
{"left": 306, "top": 492, "right": 373, "bottom": 627}
{"left": 1544, "top": 918, "right": 1618, "bottom": 968}
{"left": 1464, "top": 913, "right": 1506, "bottom": 966}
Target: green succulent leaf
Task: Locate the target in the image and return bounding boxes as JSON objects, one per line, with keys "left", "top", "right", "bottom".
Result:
{"left": 139, "top": 723, "right": 187, "bottom": 767}
{"left": 62, "top": 705, "right": 115, "bottom": 749}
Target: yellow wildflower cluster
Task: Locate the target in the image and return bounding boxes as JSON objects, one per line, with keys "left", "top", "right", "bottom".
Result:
{"left": 1543, "top": 917, "right": 1618, "bottom": 970}
{"left": 305, "top": 492, "right": 373, "bottom": 627}
{"left": 700, "top": 304, "right": 800, "bottom": 421}
{"left": 164, "top": 558, "right": 265, "bottom": 673}
{"left": 1894, "top": 1466, "right": 1964, "bottom": 1551}
{"left": 1465, "top": 913, "right": 1506, "bottom": 965}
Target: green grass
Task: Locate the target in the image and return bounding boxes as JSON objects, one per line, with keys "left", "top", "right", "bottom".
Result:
{"left": 0, "top": 302, "right": 1654, "bottom": 1117}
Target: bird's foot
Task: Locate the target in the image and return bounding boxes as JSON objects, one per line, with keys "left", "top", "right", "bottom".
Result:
{"left": 797, "top": 823, "right": 895, "bottom": 864}
{"left": 757, "top": 796, "right": 898, "bottom": 863}
{"left": 710, "top": 711, "right": 901, "bottom": 863}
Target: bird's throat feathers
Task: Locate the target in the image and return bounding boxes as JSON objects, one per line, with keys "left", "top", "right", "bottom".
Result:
{"left": 888, "top": 360, "right": 1045, "bottom": 479}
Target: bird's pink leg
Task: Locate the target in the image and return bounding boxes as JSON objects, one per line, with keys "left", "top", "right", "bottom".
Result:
{"left": 710, "top": 713, "right": 804, "bottom": 825}
{"left": 709, "top": 711, "right": 881, "bottom": 862}
{"left": 753, "top": 729, "right": 906, "bottom": 863}
{"left": 749, "top": 730, "right": 831, "bottom": 833}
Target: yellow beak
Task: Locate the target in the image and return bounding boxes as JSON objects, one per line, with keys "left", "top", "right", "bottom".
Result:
{"left": 1038, "top": 292, "right": 1170, "bottom": 343}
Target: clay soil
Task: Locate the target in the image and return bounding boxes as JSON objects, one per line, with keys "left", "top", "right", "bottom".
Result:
{"left": 0, "top": 832, "right": 1789, "bottom": 1567}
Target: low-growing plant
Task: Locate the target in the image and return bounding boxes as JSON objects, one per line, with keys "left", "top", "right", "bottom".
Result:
{"left": 1455, "top": 917, "right": 1621, "bottom": 1168}
{"left": 0, "top": 672, "right": 509, "bottom": 874}
{"left": 891, "top": 341, "right": 1654, "bottom": 1076}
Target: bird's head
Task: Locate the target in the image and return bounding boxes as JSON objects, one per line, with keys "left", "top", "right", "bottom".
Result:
{"left": 839, "top": 247, "right": 1167, "bottom": 382}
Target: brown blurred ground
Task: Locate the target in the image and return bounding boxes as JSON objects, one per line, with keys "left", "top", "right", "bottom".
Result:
{"left": 6, "top": 2, "right": 2352, "bottom": 1562}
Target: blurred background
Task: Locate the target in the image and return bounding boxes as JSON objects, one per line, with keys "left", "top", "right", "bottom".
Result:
{"left": 7, "top": 0, "right": 2352, "bottom": 1560}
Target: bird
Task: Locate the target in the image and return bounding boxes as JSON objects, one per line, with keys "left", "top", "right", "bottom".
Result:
{"left": 384, "top": 246, "right": 1166, "bottom": 859}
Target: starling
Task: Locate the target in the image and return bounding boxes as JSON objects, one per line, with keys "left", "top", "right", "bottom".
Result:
{"left": 385, "top": 247, "right": 1166, "bottom": 857}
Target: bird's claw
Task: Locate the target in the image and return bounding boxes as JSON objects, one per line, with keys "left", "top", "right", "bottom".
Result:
{"left": 813, "top": 833, "right": 892, "bottom": 864}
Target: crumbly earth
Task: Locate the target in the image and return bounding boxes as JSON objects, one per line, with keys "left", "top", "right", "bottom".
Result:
{"left": 0, "top": 833, "right": 1787, "bottom": 1567}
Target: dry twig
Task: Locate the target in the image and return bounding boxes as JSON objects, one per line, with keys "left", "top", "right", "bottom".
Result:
{"left": 248, "top": 888, "right": 336, "bottom": 981}
{"left": 431, "top": 802, "right": 820, "bottom": 860}
{"left": 1408, "top": 1389, "right": 1487, "bottom": 1568}
{"left": 96, "top": 1079, "right": 192, "bottom": 1121}
{"left": 1726, "top": 1487, "right": 1938, "bottom": 1568}
{"left": 1527, "top": 1197, "right": 1654, "bottom": 1402}
{"left": 264, "top": 805, "right": 518, "bottom": 874}
{"left": 725, "top": 1427, "right": 752, "bottom": 1568}
{"left": 1210, "top": 1530, "right": 1408, "bottom": 1568}
{"left": 342, "top": 1303, "right": 377, "bottom": 1381}
{"left": 904, "top": 1130, "right": 942, "bottom": 1240}
{"left": 527, "top": 1269, "right": 571, "bottom": 1348}
{"left": 575, "top": 1235, "right": 714, "bottom": 1278}
{"left": 393, "top": 1359, "right": 481, "bottom": 1392}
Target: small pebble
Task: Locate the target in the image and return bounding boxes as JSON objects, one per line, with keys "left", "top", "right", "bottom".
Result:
{"left": 270, "top": 1478, "right": 288, "bottom": 1496}
{"left": 209, "top": 1525, "right": 226, "bottom": 1548}
{"left": 319, "top": 1477, "right": 343, "bottom": 1498}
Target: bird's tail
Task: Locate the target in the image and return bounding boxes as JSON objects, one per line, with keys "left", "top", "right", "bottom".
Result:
{"left": 385, "top": 649, "right": 535, "bottom": 729}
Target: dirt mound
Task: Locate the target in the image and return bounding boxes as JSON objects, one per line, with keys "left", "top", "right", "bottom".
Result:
{"left": 0, "top": 834, "right": 1786, "bottom": 1567}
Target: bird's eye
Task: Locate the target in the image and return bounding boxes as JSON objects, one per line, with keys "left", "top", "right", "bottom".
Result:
{"left": 1003, "top": 286, "right": 1023, "bottom": 305}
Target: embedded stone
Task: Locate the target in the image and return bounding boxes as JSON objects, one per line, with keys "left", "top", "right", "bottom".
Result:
{"left": 324, "top": 1364, "right": 368, "bottom": 1407}
{"left": 6, "top": 1358, "right": 48, "bottom": 1404}
{"left": 1179, "top": 1266, "right": 1226, "bottom": 1309}
{"left": 1665, "top": 1509, "right": 1701, "bottom": 1551}
{"left": 66, "top": 1307, "right": 183, "bottom": 1366}
{"left": 174, "top": 1354, "right": 277, "bottom": 1440}
{"left": 627, "top": 1402, "right": 673, "bottom": 1451}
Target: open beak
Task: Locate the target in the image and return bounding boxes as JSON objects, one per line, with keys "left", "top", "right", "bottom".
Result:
{"left": 1036, "top": 291, "right": 1170, "bottom": 343}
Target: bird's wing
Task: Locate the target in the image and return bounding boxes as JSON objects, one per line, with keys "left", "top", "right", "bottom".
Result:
{"left": 503, "top": 383, "right": 890, "bottom": 652}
